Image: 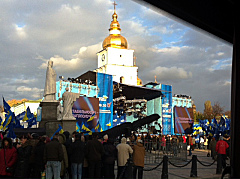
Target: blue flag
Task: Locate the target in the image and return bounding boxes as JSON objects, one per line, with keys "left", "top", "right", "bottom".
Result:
{"left": 7, "top": 122, "right": 16, "bottom": 139}
{"left": 3, "top": 97, "right": 11, "bottom": 112}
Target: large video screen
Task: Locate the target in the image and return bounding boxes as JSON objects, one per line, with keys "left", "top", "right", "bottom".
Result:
{"left": 174, "top": 106, "right": 193, "bottom": 134}
{"left": 72, "top": 96, "right": 99, "bottom": 131}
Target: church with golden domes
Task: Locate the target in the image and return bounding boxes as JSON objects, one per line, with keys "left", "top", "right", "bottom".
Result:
{"left": 94, "top": 3, "right": 141, "bottom": 86}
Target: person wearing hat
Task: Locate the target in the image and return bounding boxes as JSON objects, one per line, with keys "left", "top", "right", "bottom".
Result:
{"left": 132, "top": 139, "right": 145, "bottom": 179}
{"left": 116, "top": 137, "right": 133, "bottom": 179}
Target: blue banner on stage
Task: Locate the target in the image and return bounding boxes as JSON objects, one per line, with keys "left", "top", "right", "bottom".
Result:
{"left": 97, "top": 73, "right": 113, "bottom": 131}
{"left": 161, "top": 84, "right": 173, "bottom": 135}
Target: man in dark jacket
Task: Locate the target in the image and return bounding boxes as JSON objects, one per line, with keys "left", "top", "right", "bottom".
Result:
{"left": 14, "top": 135, "right": 32, "bottom": 178}
{"left": 85, "top": 132, "right": 104, "bottom": 178}
{"left": 69, "top": 133, "right": 85, "bottom": 179}
{"left": 102, "top": 138, "right": 117, "bottom": 179}
{"left": 44, "top": 134, "right": 63, "bottom": 179}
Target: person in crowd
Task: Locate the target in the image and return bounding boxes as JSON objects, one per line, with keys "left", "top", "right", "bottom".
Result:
{"left": 85, "top": 132, "right": 104, "bottom": 178}
{"left": 14, "top": 135, "right": 32, "bottom": 178}
{"left": 195, "top": 135, "right": 199, "bottom": 149}
{"left": 63, "top": 131, "right": 72, "bottom": 178}
{"left": 209, "top": 137, "right": 217, "bottom": 160}
{"left": 132, "top": 139, "right": 145, "bottom": 179}
{"left": 171, "top": 136, "right": 178, "bottom": 156}
{"left": 166, "top": 135, "right": 171, "bottom": 154}
{"left": 102, "top": 138, "right": 117, "bottom": 179}
{"left": 82, "top": 136, "right": 88, "bottom": 179}
{"left": 72, "top": 131, "right": 77, "bottom": 142}
{"left": 33, "top": 136, "right": 47, "bottom": 178}
{"left": 116, "top": 137, "right": 133, "bottom": 179}
{"left": 44, "top": 134, "right": 64, "bottom": 179}
{"left": 192, "top": 136, "right": 196, "bottom": 151}
{"left": 216, "top": 136, "right": 229, "bottom": 173}
{"left": 28, "top": 133, "right": 40, "bottom": 178}
{"left": 69, "top": 133, "right": 85, "bottom": 179}
{"left": 102, "top": 134, "right": 108, "bottom": 144}
{"left": 12, "top": 138, "right": 20, "bottom": 149}
{"left": 59, "top": 133, "right": 69, "bottom": 179}
{"left": 204, "top": 136, "right": 208, "bottom": 150}
{"left": 161, "top": 135, "right": 166, "bottom": 154}
{"left": 178, "top": 135, "right": 183, "bottom": 152}
{"left": 187, "top": 134, "right": 193, "bottom": 156}
{"left": 200, "top": 136, "right": 204, "bottom": 149}
{"left": 152, "top": 135, "right": 157, "bottom": 151}
{"left": 0, "top": 137, "right": 17, "bottom": 178}
{"left": 183, "top": 134, "right": 186, "bottom": 144}
{"left": 145, "top": 133, "right": 152, "bottom": 153}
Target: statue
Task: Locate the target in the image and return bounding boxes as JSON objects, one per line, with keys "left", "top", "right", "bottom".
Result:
{"left": 62, "top": 87, "right": 80, "bottom": 120}
{"left": 43, "top": 60, "right": 57, "bottom": 102}
{"left": 57, "top": 98, "right": 63, "bottom": 120}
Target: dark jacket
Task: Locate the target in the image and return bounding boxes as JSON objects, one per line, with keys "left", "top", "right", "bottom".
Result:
{"left": 85, "top": 138, "right": 104, "bottom": 161}
{"left": 0, "top": 137, "right": 18, "bottom": 176}
{"left": 102, "top": 140, "right": 117, "bottom": 165}
{"left": 69, "top": 138, "right": 85, "bottom": 164}
{"left": 34, "top": 140, "right": 45, "bottom": 171}
{"left": 14, "top": 140, "right": 33, "bottom": 178}
{"left": 44, "top": 138, "right": 64, "bottom": 163}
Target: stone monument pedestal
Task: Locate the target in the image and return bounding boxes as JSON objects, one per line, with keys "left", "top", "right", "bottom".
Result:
{"left": 61, "top": 119, "right": 78, "bottom": 133}
{"left": 39, "top": 101, "right": 60, "bottom": 136}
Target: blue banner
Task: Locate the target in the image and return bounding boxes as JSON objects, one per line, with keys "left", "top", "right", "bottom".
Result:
{"left": 97, "top": 73, "right": 113, "bottom": 131}
{"left": 161, "top": 84, "right": 173, "bottom": 135}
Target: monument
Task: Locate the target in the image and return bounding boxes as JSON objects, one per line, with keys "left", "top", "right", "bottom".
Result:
{"left": 62, "top": 87, "right": 80, "bottom": 120}
{"left": 43, "top": 60, "right": 57, "bottom": 102}
{"left": 39, "top": 60, "right": 60, "bottom": 136}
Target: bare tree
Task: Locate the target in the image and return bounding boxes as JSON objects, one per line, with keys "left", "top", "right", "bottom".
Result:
{"left": 203, "top": 100, "right": 213, "bottom": 121}
{"left": 212, "top": 101, "right": 224, "bottom": 118}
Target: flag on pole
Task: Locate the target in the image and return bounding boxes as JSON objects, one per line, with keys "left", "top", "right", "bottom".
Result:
{"left": 23, "top": 107, "right": 34, "bottom": 122}
{"left": 50, "top": 124, "right": 64, "bottom": 140}
{"left": 76, "top": 122, "right": 81, "bottom": 132}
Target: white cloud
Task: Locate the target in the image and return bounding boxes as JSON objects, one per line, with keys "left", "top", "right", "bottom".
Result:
{"left": 150, "top": 66, "right": 192, "bottom": 80}
{"left": 16, "top": 86, "right": 43, "bottom": 99}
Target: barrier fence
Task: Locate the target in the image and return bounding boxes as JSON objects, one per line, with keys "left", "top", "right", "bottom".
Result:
{"left": 119, "top": 155, "right": 220, "bottom": 179}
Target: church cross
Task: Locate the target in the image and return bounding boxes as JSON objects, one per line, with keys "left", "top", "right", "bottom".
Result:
{"left": 113, "top": 1, "right": 117, "bottom": 12}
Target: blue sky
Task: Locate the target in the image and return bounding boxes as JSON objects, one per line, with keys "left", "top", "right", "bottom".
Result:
{"left": 0, "top": 0, "right": 232, "bottom": 112}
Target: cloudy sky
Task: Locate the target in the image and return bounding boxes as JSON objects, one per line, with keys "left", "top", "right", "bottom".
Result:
{"left": 0, "top": 0, "right": 232, "bottom": 112}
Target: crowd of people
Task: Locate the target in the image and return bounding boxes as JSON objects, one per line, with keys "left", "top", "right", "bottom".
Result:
{"left": 0, "top": 131, "right": 230, "bottom": 179}
{"left": 0, "top": 131, "right": 146, "bottom": 179}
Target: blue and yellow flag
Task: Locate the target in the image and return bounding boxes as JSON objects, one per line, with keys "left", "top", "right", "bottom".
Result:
{"left": 7, "top": 122, "right": 16, "bottom": 139}
{"left": 0, "top": 97, "right": 14, "bottom": 131}
{"left": 87, "top": 113, "right": 95, "bottom": 122}
{"left": 23, "top": 107, "right": 34, "bottom": 122}
{"left": 95, "top": 121, "right": 100, "bottom": 131}
{"left": 3, "top": 97, "right": 11, "bottom": 112}
{"left": 81, "top": 122, "right": 91, "bottom": 132}
{"left": 50, "top": 124, "right": 64, "bottom": 140}
{"left": 76, "top": 122, "right": 81, "bottom": 132}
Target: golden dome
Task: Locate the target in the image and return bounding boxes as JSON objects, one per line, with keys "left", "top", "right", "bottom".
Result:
{"left": 102, "top": 7, "right": 128, "bottom": 49}
{"left": 137, "top": 76, "right": 143, "bottom": 86}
